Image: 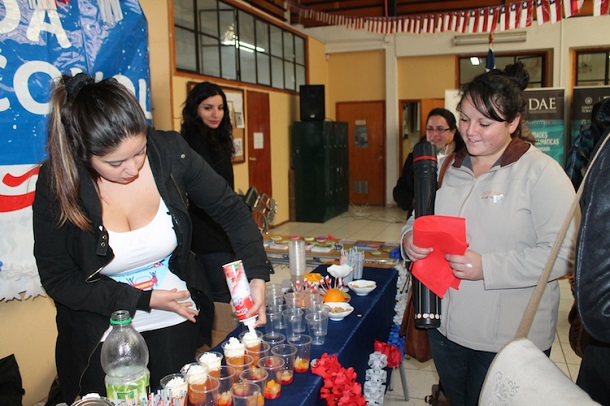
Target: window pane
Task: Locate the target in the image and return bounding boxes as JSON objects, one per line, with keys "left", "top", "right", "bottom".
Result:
{"left": 199, "top": 7, "right": 218, "bottom": 37}
{"left": 284, "top": 61, "right": 295, "bottom": 90}
{"left": 238, "top": 11, "right": 255, "bottom": 48}
{"left": 257, "top": 53, "right": 270, "bottom": 85}
{"left": 518, "top": 56, "right": 543, "bottom": 84}
{"left": 221, "top": 45, "right": 237, "bottom": 80}
{"left": 296, "top": 64, "right": 305, "bottom": 88}
{"left": 271, "top": 56, "right": 283, "bottom": 88}
{"left": 174, "top": 0, "right": 194, "bottom": 28}
{"left": 240, "top": 48, "right": 256, "bottom": 83}
{"left": 295, "top": 36, "right": 305, "bottom": 64}
{"left": 270, "top": 25, "right": 282, "bottom": 57}
{"left": 219, "top": 8, "right": 236, "bottom": 46}
{"left": 459, "top": 58, "right": 482, "bottom": 85}
{"left": 578, "top": 53, "right": 606, "bottom": 82}
{"left": 176, "top": 27, "right": 197, "bottom": 71}
{"left": 494, "top": 56, "right": 514, "bottom": 71}
{"left": 283, "top": 31, "right": 294, "bottom": 61}
{"left": 201, "top": 37, "right": 220, "bottom": 77}
{"left": 256, "top": 20, "right": 269, "bottom": 52}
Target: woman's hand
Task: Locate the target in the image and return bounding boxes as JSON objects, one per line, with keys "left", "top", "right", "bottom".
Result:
{"left": 248, "top": 278, "right": 267, "bottom": 326}
{"left": 150, "top": 289, "right": 199, "bottom": 323}
{"left": 402, "top": 230, "right": 433, "bottom": 262}
{"left": 446, "top": 249, "right": 483, "bottom": 281}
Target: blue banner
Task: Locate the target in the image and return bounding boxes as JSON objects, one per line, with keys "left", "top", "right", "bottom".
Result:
{"left": 570, "top": 86, "right": 610, "bottom": 146}
{"left": 0, "top": 0, "right": 150, "bottom": 299}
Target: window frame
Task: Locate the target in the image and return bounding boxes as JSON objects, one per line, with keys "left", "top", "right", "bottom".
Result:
{"left": 575, "top": 48, "right": 610, "bottom": 87}
{"left": 173, "top": 0, "right": 307, "bottom": 92}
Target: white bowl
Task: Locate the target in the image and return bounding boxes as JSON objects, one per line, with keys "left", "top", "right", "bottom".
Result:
{"left": 348, "top": 280, "right": 377, "bottom": 296}
{"left": 324, "top": 302, "right": 354, "bottom": 321}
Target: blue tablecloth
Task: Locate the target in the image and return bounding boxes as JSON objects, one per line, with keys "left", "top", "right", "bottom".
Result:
{"left": 211, "top": 265, "right": 398, "bottom": 406}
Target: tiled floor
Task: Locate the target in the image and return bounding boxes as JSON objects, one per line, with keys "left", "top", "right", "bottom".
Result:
{"left": 266, "top": 205, "right": 581, "bottom": 405}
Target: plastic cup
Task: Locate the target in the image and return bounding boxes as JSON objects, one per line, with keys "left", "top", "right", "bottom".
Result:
{"left": 257, "top": 356, "right": 285, "bottom": 400}
{"left": 270, "top": 344, "right": 297, "bottom": 385}
{"left": 267, "top": 304, "right": 286, "bottom": 329}
{"left": 180, "top": 363, "right": 209, "bottom": 406}
{"left": 239, "top": 329, "right": 263, "bottom": 362}
{"left": 231, "top": 382, "right": 262, "bottom": 406}
{"left": 262, "top": 332, "right": 285, "bottom": 348}
{"left": 289, "top": 239, "right": 307, "bottom": 284}
{"left": 197, "top": 351, "right": 223, "bottom": 379}
{"left": 282, "top": 307, "right": 304, "bottom": 339}
{"left": 265, "top": 307, "right": 283, "bottom": 335}
{"left": 305, "top": 293, "right": 324, "bottom": 316}
{"left": 287, "top": 334, "right": 312, "bottom": 373}
{"left": 209, "top": 366, "right": 235, "bottom": 406}
{"left": 285, "top": 292, "right": 305, "bottom": 309}
{"left": 226, "top": 353, "right": 254, "bottom": 377}
{"left": 187, "top": 378, "right": 219, "bottom": 406}
{"left": 246, "top": 341, "right": 270, "bottom": 366}
{"left": 353, "top": 251, "right": 365, "bottom": 279}
{"left": 240, "top": 367, "right": 269, "bottom": 393}
{"left": 306, "top": 312, "right": 329, "bottom": 345}
{"left": 221, "top": 338, "right": 245, "bottom": 373}
{"left": 160, "top": 373, "right": 188, "bottom": 404}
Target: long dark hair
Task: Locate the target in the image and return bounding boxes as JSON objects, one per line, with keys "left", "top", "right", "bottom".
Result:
{"left": 46, "top": 72, "right": 148, "bottom": 230}
{"left": 457, "top": 62, "right": 529, "bottom": 139}
{"left": 180, "top": 81, "right": 234, "bottom": 157}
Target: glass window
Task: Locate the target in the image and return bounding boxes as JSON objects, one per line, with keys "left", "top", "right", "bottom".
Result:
{"left": 459, "top": 53, "right": 546, "bottom": 88}
{"left": 576, "top": 51, "right": 609, "bottom": 86}
{"left": 174, "top": 0, "right": 306, "bottom": 91}
{"left": 176, "top": 27, "right": 197, "bottom": 72}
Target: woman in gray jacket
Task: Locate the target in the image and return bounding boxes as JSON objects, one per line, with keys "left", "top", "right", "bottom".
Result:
{"left": 401, "top": 63, "right": 578, "bottom": 405}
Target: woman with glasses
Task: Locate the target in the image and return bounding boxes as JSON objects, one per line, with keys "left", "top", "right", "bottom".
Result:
{"left": 400, "top": 62, "right": 578, "bottom": 405}
{"left": 393, "top": 108, "right": 464, "bottom": 217}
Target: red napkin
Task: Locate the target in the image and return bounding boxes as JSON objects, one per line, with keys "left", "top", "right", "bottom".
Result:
{"left": 411, "top": 215, "right": 468, "bottom": 298}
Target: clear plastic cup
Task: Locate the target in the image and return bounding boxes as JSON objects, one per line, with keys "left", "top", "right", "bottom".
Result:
{"left": 288, "top": 334, "right": 312, "bottom": 373}
{"left": 306, "top": 312, "right": 329, "bottom": 345}
{"left": 240, "top": 367, "right": 269, "bottom": 393}
{"left": 226, "top": 353, "right": 254, "bottom": 377}
{"left": 209, "top": 366, "right": 235, "bottom": 406}
{"left": 257, "top": 356, "right": 285, "bottom": 400}
{"left": 282, "top": 307, "right": 304, "bottom": 339}
{"left": 270, "top": 344, "right": 297, "bottom": 385}
{"left": 230, "top": 382, "right": 262, "bottom": 406}
{"left": 262, "top": 332, "right": 286, "bottom": 348}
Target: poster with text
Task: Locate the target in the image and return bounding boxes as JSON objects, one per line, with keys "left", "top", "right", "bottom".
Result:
{"left": 523, "top": 88, "right": 565, "bottom": 166}
{"left": 570, "top": 86, "right": 610, "bottom": 146}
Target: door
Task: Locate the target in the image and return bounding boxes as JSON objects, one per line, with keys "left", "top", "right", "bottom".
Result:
{"left": 337, "top": 101, "right": 385, "bottom": 206}
{"left": 246, "top": 90, "right": 272, "bottom": 197}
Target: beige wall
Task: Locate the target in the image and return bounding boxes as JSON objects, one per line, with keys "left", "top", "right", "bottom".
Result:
{"left": 1, "top": 296, "right": 57, "bottom": 405}
{"left": 397, "top": 55, "right": 456, "bottom": 100}
{"left": 327, "top": 50, "right": 385, "bottom": 118}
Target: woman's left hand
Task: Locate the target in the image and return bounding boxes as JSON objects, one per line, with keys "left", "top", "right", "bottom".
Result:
{"left": 446, "top": 250, "right": 483, "bottom": 281}
{"left": 247, "top": 278, "right": 267, "bottom": 327}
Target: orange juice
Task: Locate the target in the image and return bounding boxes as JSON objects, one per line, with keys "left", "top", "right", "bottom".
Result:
{"left": 188, "top": 381, "right": 206, "bottom": 406}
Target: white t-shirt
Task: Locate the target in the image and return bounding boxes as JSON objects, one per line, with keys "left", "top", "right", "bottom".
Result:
{"left": 100, "top": 199, "right": 196, "bottom": 340}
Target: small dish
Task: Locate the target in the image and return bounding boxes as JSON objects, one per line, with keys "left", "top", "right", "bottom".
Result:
{"left": 324, "top": 302, "right": 354, "bottom": 321}
{"left": 348, "top": 280, "right": 377, "bottom": 296}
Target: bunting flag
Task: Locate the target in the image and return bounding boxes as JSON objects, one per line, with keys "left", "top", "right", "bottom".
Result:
{"left": 287, "top": 0, "right": 603, "bottom": 35}
{"left": 593, "top": 0, "right": 610, "bottom": 15}
{"left": 564, "top": 0, "right": 584, "bottom": 17}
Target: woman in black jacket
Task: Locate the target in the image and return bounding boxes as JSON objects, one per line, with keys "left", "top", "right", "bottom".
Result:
{"left": 180, "top": 82, "right": 237, "bottom": 303}
{"left": 33, "top": 73, "right": 270, "bottom": 403}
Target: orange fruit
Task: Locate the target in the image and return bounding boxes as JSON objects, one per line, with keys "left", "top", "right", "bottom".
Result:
{"left": 304, "top": 273, "right": 323, "bottom": 283}
{"left": 323, "top": 288, "right": 345, "bottom": 303}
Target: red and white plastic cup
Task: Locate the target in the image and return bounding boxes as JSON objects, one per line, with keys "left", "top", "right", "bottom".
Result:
{"left": 223, "top": 260, "right": 258, "bottom": 329}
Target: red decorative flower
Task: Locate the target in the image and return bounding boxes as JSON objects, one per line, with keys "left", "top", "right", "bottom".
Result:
{"left": 312, "top": 353, "right": 367, "bottom": 405}
{"left": 374, "top": 340, "right": 402, "bottom": 368}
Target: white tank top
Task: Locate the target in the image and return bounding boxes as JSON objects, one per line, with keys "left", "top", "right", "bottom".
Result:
{"left": 100, "top": 199, "right": 196, "bottom": 339}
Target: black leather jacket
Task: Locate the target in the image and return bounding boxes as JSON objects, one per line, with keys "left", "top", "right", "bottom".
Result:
{"left": 33, "top": 129, "right": 271, "bottom": 402}
{"left": 575, "top": 127, "right": 610, "bottom": 344}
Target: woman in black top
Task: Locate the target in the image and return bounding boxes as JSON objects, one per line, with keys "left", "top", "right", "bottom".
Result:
{"left": 181, "top": 82, "right": 237, "bottom": 303}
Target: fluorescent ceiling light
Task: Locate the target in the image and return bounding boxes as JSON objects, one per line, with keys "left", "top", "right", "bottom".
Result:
{"left": 454, "top": 31, "right": 527, "bottom": 46}
{"left": 470, "top": 57, "right": 480, "bottom": 66}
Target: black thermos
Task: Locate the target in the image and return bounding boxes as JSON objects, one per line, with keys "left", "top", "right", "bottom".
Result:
{"left": 412, "top": 142, "right": 442, "bottom": 328}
